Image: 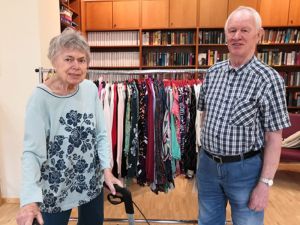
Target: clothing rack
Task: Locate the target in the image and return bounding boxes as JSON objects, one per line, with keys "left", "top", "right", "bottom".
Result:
{"left": 35, "top": 67, "right": 206, "bottom": 83}
{"left": 34, "top": 67, "right": 208, "bottom": 225}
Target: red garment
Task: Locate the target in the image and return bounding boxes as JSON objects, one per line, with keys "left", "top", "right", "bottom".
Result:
{"left": 111, "top": 83, "right": 118, "bottom": 176}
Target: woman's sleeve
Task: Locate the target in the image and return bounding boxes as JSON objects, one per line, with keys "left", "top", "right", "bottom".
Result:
{"left": 94, "top": 89, "right": 111, "bottom": 170}
{"left": 20, "top": 95, "right": 47, "bottom": 207}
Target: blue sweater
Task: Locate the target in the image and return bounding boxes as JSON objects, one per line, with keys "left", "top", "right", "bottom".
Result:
{"left": 20, "top": 79, "right": 111, "bottom": 213}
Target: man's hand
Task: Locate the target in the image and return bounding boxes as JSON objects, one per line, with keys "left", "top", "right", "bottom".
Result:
{"left": 248, "top": 182, "right": 270, "bottom": 211}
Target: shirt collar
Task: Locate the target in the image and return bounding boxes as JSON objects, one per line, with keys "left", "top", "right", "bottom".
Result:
{"left": 224, "top": 56, "right": 256, "bottom": 74}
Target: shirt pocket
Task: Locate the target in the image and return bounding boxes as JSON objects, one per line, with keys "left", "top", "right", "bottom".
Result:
{"left": 230, "top": 99, "right": 257, "bottom": 127}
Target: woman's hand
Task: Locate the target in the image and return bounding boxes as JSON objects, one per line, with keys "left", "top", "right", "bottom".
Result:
{"left": 16, "top": 202, "right": 44, "bottom": 225}
{"left": 103, "top": 168, "right": 123, "bottom": 195}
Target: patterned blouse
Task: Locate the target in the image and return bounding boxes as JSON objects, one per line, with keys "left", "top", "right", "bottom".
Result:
{"left": 20, "top": 80, "right": 110, "bottom": 213}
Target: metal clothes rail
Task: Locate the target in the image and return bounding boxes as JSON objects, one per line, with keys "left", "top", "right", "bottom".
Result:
{"left": 35, "top": 67, "right": 207, "bottom": 83}
{"left": 34, "top": 67, "right": 208, "bottom": 225}
{"left": 69, "top": 217, "right": 198, "bottom": 224}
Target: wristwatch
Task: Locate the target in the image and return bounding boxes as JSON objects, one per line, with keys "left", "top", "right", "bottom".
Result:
{"left": 260, "top": 177, "right": 273, "bottom": 187}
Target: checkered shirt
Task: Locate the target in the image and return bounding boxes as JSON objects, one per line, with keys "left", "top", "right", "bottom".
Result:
{"left": 198, "top": 57, "right": 290, "bottom": 155}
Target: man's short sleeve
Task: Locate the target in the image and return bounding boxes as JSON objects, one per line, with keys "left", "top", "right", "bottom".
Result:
{"left": 261, "top": 74, "right": 291, "bottom": 131}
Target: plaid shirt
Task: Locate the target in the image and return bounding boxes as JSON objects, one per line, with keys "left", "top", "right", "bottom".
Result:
{"left": 198, "top": 57, "right": 290, "bottom": 155}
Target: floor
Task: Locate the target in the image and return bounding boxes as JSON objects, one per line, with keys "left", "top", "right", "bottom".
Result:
{"left": 1, "top": 163, "right": 299, "bottom": 225}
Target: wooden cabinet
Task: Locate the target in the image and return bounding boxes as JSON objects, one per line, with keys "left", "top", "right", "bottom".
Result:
{"left": 169, "top": 0, "right": 197, "bottom": 28}
{"left": 288, "top": 0, "right": 300, "bottom": 26}
{"left": 259, "top": 0, "right": 290, "bottom": 26}
{"left": 228, "top": 0, "right": 259, "bottom": 14}
{"left": 85, "top": 1, "right": 112, "bottom": 30}
{"left": 113, "top": 0, "right": 139, "bottom": 29}
{"left": 228, "top": 0, "right": 300, "bottom": 27}
{"left": 84, "top": 0, "right": 139, "bottom": 30}
{"left": 199, "top": 0, "right": 228, "bottom": 28}
{"left": 60, "top": 0, "right": 81, "bottom": 31}
{"left": 141, "top": 0, "right": 169, "bottom": 28}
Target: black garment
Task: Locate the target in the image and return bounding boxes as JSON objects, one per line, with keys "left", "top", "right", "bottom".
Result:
{"left": 183, "top": 86, "right": 197, "bottom": 174}
{"left": 152, "top": 80, "right": 167, "bottom": 193}
{"left": 127, "top": 81, "right": 139, "bottom": 178}
{"left": 137, "top": 81, "right": 148, "bottom": 185}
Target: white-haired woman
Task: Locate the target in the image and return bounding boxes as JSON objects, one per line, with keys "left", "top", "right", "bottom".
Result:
{"left": 16, "top": 28, "right": 122, "bottom": 225}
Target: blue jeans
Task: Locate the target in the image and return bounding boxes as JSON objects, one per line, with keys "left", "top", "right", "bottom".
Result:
{"left": 42, "top": 191, "right": 104, "bottom": 225}
{"left": 196, "top": 150, "right": 264, "bottom": 225}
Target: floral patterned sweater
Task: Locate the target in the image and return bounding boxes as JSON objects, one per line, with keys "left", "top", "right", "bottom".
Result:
{"left": 20, "top": 79, "right": 110, "bottom": 213}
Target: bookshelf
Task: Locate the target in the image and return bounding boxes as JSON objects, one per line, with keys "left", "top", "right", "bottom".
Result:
{"left": 80, "top": 0, "right": 300, "bottom": 113}
{"left": 87, "top": 30, "right": 140, "bottom": 68}
{"left": 197, "top": 27, "right": 300, "bottom": 112}
{"left": 87, "top": 28, "right": 300, "bottom": 112}
{"left": 84, "top": 27, "right": 300, "bottom": 112}
{"left": 258, "top": 27, "right": 300, "bottom": 112}
{"left": 59, "top": 0, "right": 81, "bottom": 32}
{"left": 141, "top": 29, "right": 196, "bottom": 68}
{"left": 198, "top": 28, "right": 228, "bottom": 67}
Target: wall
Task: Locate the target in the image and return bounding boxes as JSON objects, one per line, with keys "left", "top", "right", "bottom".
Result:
{"left": 0, "top": 0, "right": 60, "bottom": 199}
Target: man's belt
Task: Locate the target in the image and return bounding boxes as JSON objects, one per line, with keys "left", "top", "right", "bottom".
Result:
{"left": 204, "top": 149, "right": 262, "bottom": 163}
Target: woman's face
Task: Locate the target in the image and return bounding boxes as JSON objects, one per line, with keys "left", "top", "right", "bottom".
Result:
{"left": 52, "top": 48, "right": 88, "bottom": 86}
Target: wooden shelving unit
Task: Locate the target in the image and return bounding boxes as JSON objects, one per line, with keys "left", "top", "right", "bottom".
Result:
{"left": 59, "top": 0, "right": 81, "bottom": 32}
{"left": 79, "top": 0, "right": 300, "bottom": 112}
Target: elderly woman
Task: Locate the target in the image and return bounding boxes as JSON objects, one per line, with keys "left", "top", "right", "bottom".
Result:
{"left": 16, "top": 28, "right": 122, "bottom": 225}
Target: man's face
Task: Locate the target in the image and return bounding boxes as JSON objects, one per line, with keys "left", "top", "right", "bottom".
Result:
{"left": 225, "top": 11, "right": 262, "bottom": 61}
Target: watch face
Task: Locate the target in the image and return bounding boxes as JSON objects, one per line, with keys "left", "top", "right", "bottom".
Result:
{"left": 268, "top": 180, "right": 273, "bottom": 186}
{"left": 260, "top": 178, "right": 273, "bottom": 186}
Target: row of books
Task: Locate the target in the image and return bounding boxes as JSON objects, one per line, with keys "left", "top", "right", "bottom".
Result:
{"left": 257, "top": 50, "right": 300, "bottom": 66}
{"left": 199, "top": 30, "right": 226, "bottom": 44}
{"left": 197, "top": 28, "right": 300, "bottom": 45}
{"left": 259, "top": 28, "right": 300, "bottom": 44}
{"left": 88, "top": 49, "right": 300, "bottom": 68}
{"left": 142, "top": 31, "right": 196, "bottom": 45}
{"left": 87, "top": 31, "right": 139, "bottom": 46}
{"left": 286, "top": 91, "right": 300, "bottom": 107}
{"left": 198, "top": 51, "right": 229, "bottom": 66}
{"left": 280, "top": 72, "right": 300, "bottom": 87}
{"left": 87, "top": 28, "right": 300, "bottom": 46}
{"left": 90, "top": 52, "right": 139, "bottom": 67}
{"left": 142, "top": 52, "right": 195, "bottom": 66}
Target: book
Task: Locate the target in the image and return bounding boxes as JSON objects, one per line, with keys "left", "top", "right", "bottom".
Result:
{"left": 198, "top": 53, "right": 207, "bottom": 66}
